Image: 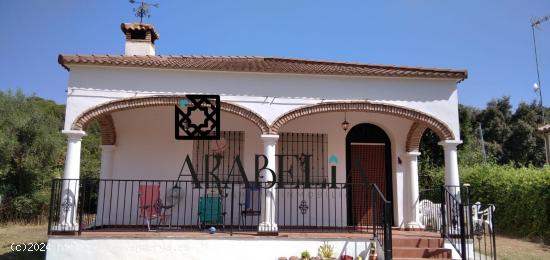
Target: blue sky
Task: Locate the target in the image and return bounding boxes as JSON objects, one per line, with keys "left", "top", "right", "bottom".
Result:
{"left": 1, "top": 0, "right": 550, "bottom": 108}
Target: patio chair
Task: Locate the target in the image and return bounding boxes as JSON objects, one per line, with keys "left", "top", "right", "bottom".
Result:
{"left": 238, "top": 186, "right": 261, "bottom": 230}
{"left": 138, "top": 184, "right": 173, "bottom": 231}
{"left": 198, "top": 195, "right": 226, "bottom": 230}
{"left": 419, "top": 199, "right": 442, "bottom": 231}
{"left": 472, "top": 201, "right": 495, "bottom": 235}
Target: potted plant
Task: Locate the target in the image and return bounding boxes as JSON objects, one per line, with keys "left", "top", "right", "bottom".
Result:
{"left": 368, "top": 241, "right": 377, "bottom": 260}
{"left": 318, "top": 242, "right": 336, "bottom": 260}
{"left": 301, "top": 250, "right": 311, "bottom": 260}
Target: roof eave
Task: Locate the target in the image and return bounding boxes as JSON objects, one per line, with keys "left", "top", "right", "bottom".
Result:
{"left": 57, "top": 54, "right": 468, "bottom": 82}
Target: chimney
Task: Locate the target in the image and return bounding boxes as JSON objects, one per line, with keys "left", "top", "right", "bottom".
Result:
{"left": 121, "top": 23, "right": 159, "bottom": 56}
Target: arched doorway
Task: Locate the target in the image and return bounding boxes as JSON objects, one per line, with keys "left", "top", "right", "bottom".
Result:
{"left": 346, "top": 123, "right": 393, "bottom": 226}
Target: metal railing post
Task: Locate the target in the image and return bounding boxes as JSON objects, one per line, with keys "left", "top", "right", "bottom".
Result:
{"left": 47, "top": 179, "right": 57, "bottom": 235}
{"left": 230, "top": 182, "right": 235, "bottom": 236}
{"left": 459, "top": 203, "right": 467, "bottom": 260}
{"left": 384, "top": 202, "right": 393, "bottom": 260}
{"left": 77, "top": 180, "right": 84, "bottom": 235}
{"left": 491, "top": 206, "right": 497, "bottom": 260}
{"left": 370, "top": 184, "right": 377, "bottom": 239}
{"left": 440, "top": 186, "right": 447, "bottom": 238}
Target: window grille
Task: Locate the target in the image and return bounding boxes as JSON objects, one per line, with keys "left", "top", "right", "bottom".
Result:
{"left": 277, "top": 132, "right": 328, "bottom": 184}
{"left": 193, "top": 131, "right": 244, "bottom": 182}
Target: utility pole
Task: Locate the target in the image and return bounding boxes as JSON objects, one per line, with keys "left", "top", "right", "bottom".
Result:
{"left": 531, "top": 15, "right": 549, "bottom": 125}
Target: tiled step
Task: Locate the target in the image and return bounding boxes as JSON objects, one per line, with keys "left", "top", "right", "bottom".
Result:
{"left": 392, "top": 247, "right": 452, "bottom": 259}
{"left": 392, "top": 238, "right": 444, "bottom": 248}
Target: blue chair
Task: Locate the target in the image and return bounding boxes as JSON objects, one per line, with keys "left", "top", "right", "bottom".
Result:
{"left": 238, "top": 186, "right": 261, "bottom": 229}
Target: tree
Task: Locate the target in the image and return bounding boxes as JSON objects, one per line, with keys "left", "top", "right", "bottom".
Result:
{"left": 476, "top": 97, "right": 513, "bottom": 163}
{"left": 503, "top": 101, "right": 546, "bottom": 166}
{"left": 457, "top": 105, "right": 485, "bottom": 166}
{"left": 0, "top": 90, "right": 65, "bottom": 218}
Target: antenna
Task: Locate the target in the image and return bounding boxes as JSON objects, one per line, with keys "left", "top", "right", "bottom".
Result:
{"left": 129, "top": 0, "right": 159, "bottom": 23}
{"left": 532, "top": 15, "right": 550, "bottom": 29}
{"left": 531, "top": 15, "right": 549, "bottom": 125}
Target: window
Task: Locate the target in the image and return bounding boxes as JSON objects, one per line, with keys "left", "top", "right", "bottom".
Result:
{"left": 277, "top": 132, "right": 328, "bottom": 184}
{"left": 193, "top": 131, "right": 244, "bottom": 182}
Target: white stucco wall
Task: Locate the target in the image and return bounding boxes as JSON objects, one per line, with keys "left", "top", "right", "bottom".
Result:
{"left": 46, "top": 237, "right": 371, "bottom": 260}
{"left": 110, "top": 107, "right": 263, "bottom": 180}
{"left": 63, "top": 65, "right": 460, "bottom": 140}
{"left": 279, "top": 112, "right": 413, "bottom": 227}
{"left": 60, "top": 63, "right": 461, "bottom": 230}
{"left": 91, "top": 107, "right": 413, "bottom": 228}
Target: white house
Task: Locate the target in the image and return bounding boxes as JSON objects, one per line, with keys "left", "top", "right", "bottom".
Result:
{"left": 46, "top": 23, "right": 470, "bottom": 260}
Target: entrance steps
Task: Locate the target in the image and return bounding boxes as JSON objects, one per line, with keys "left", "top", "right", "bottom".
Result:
{"left": 392, "top": 237, "right": 451, "bottom": 259}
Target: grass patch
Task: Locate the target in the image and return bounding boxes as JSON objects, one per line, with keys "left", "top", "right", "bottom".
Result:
{"left": 0, "top": 223, "right": 47, "bottom": 260}
{"left": 496, "top": 235, "right": 550, "bottom": 260}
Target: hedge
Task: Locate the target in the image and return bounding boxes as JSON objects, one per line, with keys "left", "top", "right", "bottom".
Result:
{"left": 420, "top": 164, "right": 550, "bottom": 243}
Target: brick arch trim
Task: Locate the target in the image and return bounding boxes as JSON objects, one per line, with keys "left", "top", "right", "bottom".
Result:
{"left": 405, "top": 122, "right": 428, "bottom": 152}
{"left": 270, "top": 102, "right": 455, "bottom": 146}
{"left": 72, "top": 95, "right": 271, "bottom": 145}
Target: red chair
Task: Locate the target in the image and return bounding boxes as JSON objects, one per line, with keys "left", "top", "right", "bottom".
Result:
{"left": 138, "top": 184, "right": 172, "bottom": 231}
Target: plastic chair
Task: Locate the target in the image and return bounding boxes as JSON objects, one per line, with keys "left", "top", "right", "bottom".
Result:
{"left": 138, "top": 184, "right": 172, "bottom": 231}
{"left": 238, "top": 186, "right": 261, "bottom": 229}
{"left": 198, "top": 196, "right": 225, "bottom": 230}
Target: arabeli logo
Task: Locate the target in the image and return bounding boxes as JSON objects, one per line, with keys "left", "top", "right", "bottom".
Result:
{"left": 176, "top": 154, "right": 369, "bottom": 193}
{"left": 175, "top": 95, "right": 220, "bottom": 140}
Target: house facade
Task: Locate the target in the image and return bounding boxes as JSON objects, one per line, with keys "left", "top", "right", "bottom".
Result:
{"left": 47, "top": 23, "right": 469, "bottom": 260}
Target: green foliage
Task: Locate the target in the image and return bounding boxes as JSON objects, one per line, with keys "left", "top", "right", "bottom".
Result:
{"left": 0, "top": 90, "right": 101, "bottom": 221}
{"left": 420, "top": 97, "right": 548, "bottom": 171}
{"left": 318, "top": 241, "right": 334, "bottom": 259}
{"left": 80, "top": 121, "right": 101, "bottom": 179}
{"left": 420, "top": 164, "right": 550, "bottom": 243}
{"left": 0, "top": 90, "right": 65, "bottom": 218}
{"left": 301, "top": 250, "right": 311, "bottom": 259}
{"left": 460, "top": 164, "right": 550, "bottom": 243}
{"left": 419, "top": 129, "right": 444, "bottom": 171}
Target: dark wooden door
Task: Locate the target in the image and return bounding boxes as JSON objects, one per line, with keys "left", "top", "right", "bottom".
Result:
{"left": 350, "top": 143, "right": 386, "bottom": 226}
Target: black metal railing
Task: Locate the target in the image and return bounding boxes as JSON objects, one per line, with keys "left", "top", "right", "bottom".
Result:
{"left": 467, "top": 202, "right": 496, "bottom": 260}
{"left": 48, "top": 179, "right": 380, "bottom": 236}
{"left": 371, "top": 184, "right": 392, "bottom": 260}
{"left": 441, "top": 186, "right": 466, "bottom": 258}
{"left": 276, "top": 182, "right": 367, "bottom": 233}
{"left": 440, "top": 185, "right": 497, "bottom": 260}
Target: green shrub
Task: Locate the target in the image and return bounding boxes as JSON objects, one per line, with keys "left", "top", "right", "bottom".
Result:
{"left": 420, "top": 164, "right": 550, "bottom": 243}
{"left": 461, "top": 164, "right": 550, "bottom": 243}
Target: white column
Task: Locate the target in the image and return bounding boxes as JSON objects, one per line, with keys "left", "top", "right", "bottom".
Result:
{"left": 58, "top": 130, "right": 86, "bottom": 229}
{"left": 100, "top": 145, "right": 116, "bottom": 179}
{"left": 438, "top": 140, "right": 462, "bottom": 187}
{"left": 258, "top": 134, "right": 279, "bottom": 234}
{"left": 404, "top": 151, "right": 423, "bottom": 230}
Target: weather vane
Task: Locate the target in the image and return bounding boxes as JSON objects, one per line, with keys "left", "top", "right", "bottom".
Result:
{"left": 129, "top": 0, "right": 159, "bottom": 23}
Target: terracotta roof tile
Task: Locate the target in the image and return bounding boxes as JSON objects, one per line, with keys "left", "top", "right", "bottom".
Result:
{"left": 58, "top": 54, "right": 468, "bottom": 81}
{"left": 120, "top": 23, "right": 159, "bottom": 41}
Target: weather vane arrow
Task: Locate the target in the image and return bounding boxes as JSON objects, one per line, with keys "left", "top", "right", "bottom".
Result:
{"left": 129, "top": 0, "right": 159, "bottom": 23}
